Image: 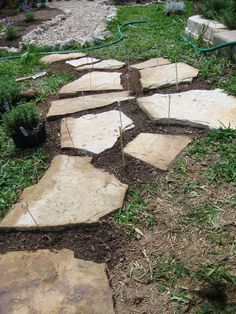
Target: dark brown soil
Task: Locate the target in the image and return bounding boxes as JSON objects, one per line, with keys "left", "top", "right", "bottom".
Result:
{"left": 0, "top": 7, "right": 62, "bottom": 47}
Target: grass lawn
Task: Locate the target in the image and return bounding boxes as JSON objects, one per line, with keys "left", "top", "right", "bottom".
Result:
{"left": 0, "top": 1, "right": 236, "bottom": 313}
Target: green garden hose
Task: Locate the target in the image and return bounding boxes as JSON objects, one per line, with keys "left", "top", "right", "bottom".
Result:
{"left": 181, "top": 34, "right": 236, "bottom": 53}
{"left": 0, "top": 20, "right": 149, "bottom": 61}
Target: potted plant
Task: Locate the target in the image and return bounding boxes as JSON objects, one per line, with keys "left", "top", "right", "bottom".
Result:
{"left": 2, "top": 103, "right": 46, "bottom": 148}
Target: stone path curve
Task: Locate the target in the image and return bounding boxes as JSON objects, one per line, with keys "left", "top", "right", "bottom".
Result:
{"left": 1, "top": 53, "right": 236, "bottom": 313}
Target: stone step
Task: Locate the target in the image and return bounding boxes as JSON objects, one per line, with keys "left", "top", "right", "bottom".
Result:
{"left": 0, "top": 155, "right": 128, "bottom": 229}
{"left": 130, "top": 57, "right": 171, "bottom": 70}
{"left": 59, "top": 72, "right": 124, "bottom": 96}
{"left": 137, "top": 89, "right": 236, "bottom": 129}
{"left": 76, "top": 59, "right": 125, "bottom": 71}
{"left": 41, "top": 52, "right": 86, "bottom": 64}
{"left": 0, "top": 249, "right": 115, "bottom": 314}
{"left": 66, "top": 57, "right": 100, "bottom": 67}
{"left": 61, "top": 110, "right": 134, "bottom": 154}
{"left": 140, "top": 62, "right": 199, "bottom": 90}
{"left": 124, "top": 133, "right": 192, "bottom": 170}
{"left": 47, "top": 91, "right": 134, "bottom": 118}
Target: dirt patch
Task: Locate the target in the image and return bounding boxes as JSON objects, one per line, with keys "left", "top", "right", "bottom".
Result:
{"left": 0, "top": 7, "right": 62, "bottom": 48}
{"left": 0, "top": 218, "right": 130, "bottom": 267}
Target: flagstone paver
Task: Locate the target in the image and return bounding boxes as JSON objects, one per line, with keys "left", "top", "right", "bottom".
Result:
{"left": 76, "top": 59, "right": 125, "bottom": 71}
{"left": 0, "top": 249, "right": 115, "bottom": 314}
{"left": 124, "top": 133, "right": 192, "bottom": 170}
{"left": 138, "top": 89, "right": 236, "bottom": 129}
{"left": 66, "top": 57, "right": 100, "bottom": 67}
{"left": 41, "top": 52, "right": 86, "bottom": 64}
{"left": 59, "top": 72, "right": 123, "bottom": 96}
{"left": 0, "top": 155, "right": 128, "bottom": 229}
{"left": 130, "top": 57, "right": 171, "bottom": 70}
{"left": 140, "top": 62, "right": 199, "bottom": 90}
{"left": 47, "top": 91, "right": 135, "bottom": 118}
{"left": 61, "top": 110, "right": 134, "bottom": 153}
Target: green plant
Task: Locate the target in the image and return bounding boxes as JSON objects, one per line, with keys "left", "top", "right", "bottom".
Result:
{"left": 0, "top": 79, "right": 22, "bottom": 110}
{"left": 24, "top": 11, "right": 35, "bottom": 23}
{"left": 2, "top": 103, "right": 43, "bottom": 136}
{"left": 5, "top": 24, "right": 19, "bottom": 40}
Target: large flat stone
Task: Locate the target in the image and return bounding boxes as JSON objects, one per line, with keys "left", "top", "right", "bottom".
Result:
{"left": 138, "top": 89, "right": 236, "bottom": 129}
{"left": 41, "top": 52, "right": 86, "bottom": 64}
{"left": 0, "top": 249, "right": 115, "bottom": 314}
{"left": 66, "top": 57, "right": 100, "bottom": 67}
{"left": 76, "top": 59, "right": 125, "bottom": 71}
{"left": 47, "top": 91, "right": 135, "bottom": 118}
{"left": 140, "top": 62, "right": 199, "bottom": 90}
{"left": 130, "top": 57, "right": 171, "bottom": 70}
{"left": 124, "top": 133, "right": 192, "bottom": 170}
{"left": 61, "top": 110, "right": 134, "bottom": 153}
{"left": 59, "top": 72, "right": 123, "bottom": 96}
{"left": 0, "top": 155, "right": 128, "bottom": 229}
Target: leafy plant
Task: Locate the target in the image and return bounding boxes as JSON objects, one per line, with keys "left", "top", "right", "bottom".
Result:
{"left": 164, "top": 1, "right": 185, "bottom": 16}
{"left": 24, "top": 11, "right": 35, "bottom": 23}
{"left": 5, "top": 24, "right": 19, "bottom": 40}
{"left": 0, "top": 79, "right": 22, "bottom": 111}
{"left": 2, "top": 103, "right": 43, "bottom": 136}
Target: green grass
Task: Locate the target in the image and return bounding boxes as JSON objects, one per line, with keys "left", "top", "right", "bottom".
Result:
{"left": 92, "top": 2, "right": 236, "bottom": 95}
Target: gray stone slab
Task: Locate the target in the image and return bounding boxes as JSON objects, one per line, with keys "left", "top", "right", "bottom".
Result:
{"left": 59, "top": 72, "right": 123, "bottom": 96}
{"left": 66, "top": 57, "right": 100, "bottom": 67}
{"left": 0, "top": 155, "right": 128, "bottom": 229}
{"left": 47, "top": 91, "right": 135, "bottom": 118}
{"left": 0, "top": 249, "right": 115, "bottom": 314}
{"left": 138, "top": 89, "right": 236, "bottom": 129}
{"left": 61, "top": 110, "right": 134, "bottom": 153}
{"left": 124, "top": 133, "right": 192, "bottom": 170}
{"left": 76, "top": 59, "right": 125, "bottom": 71}
{"left": 140, "top": 62, "right": 199, "bottom": 90}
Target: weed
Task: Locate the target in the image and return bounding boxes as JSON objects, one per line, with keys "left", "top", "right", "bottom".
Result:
{"left": 24, "top": 11, "right": 35, "bottom": 23}
{"left": 5, "top": 25, "right": 18, "bottom": 40}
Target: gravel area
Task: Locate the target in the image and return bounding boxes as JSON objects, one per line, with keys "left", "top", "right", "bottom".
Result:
{"left": 21, "top": 0, "right": 116, "bottom": 48}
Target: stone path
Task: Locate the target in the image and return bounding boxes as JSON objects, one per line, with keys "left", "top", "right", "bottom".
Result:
{"left": 0, "top": 249, "right": 115, "bottom": 314}
{"left": 2, "top": 54, "right": 236, "bottom": 313}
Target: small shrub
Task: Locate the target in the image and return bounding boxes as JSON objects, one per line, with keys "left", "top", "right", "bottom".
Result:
{"left": 2, "top": 103, "right": 43, "bottom": 136}
{"left": 164, "top": 1, "right": 185, "bottom": 16}
{"left": 0, "top": 79, "right": 22, "bottom": 111}
{"left": 5, "top": 25, "right": 18, "bottom": 40}
{"left": 24, "top": 11, "right": 35, "bottom": 23}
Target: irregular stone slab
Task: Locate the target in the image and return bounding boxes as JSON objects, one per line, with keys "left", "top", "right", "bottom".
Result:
{"left": 66, "top": 57, "right": 100, "bottom": 67}
{"left": 41, "top": 52, "right": 86, "bottom": 64}
{"left": 138, "top": 89, "right": 236, "bottom": 129}
{"left": 61, "top": 110, "right": 134, "bottom": 153}
{"left": 0, "top": 155, "right": 128, "bottom": 229}
{"left": 124, "top": 133, "right": 191, "bottom": 170}
{"left": 140, "top": 62, "right": 199, "bottom": 90}
{"left": 76, "top": 59, "right": 125, "bottom": 71}
{"left": 0, "top": 249, "right": 115, "bottom": 314}
{"left": 47, "top": 91, "right": 135, "bottom": 118}
{"left": 130, "top": 57, "right": 171, "bottom": 70}
{"left": 59, "top": 72, "right": 123, "bottom": 96}
{"left": 185, "top": 15, "right": 227, "bottom": 43}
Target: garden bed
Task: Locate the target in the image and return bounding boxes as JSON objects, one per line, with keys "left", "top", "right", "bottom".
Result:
{"left": 0, "top": 7, "right": 62, "bottom": 47}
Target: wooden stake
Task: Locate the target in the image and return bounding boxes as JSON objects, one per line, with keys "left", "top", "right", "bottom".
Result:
{"left": 119, "top": 126, "right": 126, "bottom": 168}
{"left": 168, "top": 94, "right": 171, "bottom": 128}
{"left": 175, "top": 62, "right": 179, "bottom": 92}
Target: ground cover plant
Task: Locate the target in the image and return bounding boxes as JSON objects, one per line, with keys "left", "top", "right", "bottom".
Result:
{"left": 0, "top": 1, "right": 235, "bottom": 313}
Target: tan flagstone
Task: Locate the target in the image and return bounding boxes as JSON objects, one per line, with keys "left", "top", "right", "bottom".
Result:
{"left": 47, "top": 91, "right": 134, "bottom": 118}
{"left": 61, "top": 110, "right": 134, "bottom": 154}
{"left": 66, "top": 57, "right": 100, "bottom": 67}
{"left": 0, "top": 249, "right": 115, "bottom": 314}
{"left": 0, "top": 155, "right": 128, "bottom": 229}
{"left": 41, "top": 52, "right": 86, "bottom": 64}
{"left": 124, "top": 133, "right": 192, "bottom": 170}
{"left": 130, "top": 57, "right": 171, "bottom": 70}
{"left": 76, "top": 59, "right": 125, "bottom": 71}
